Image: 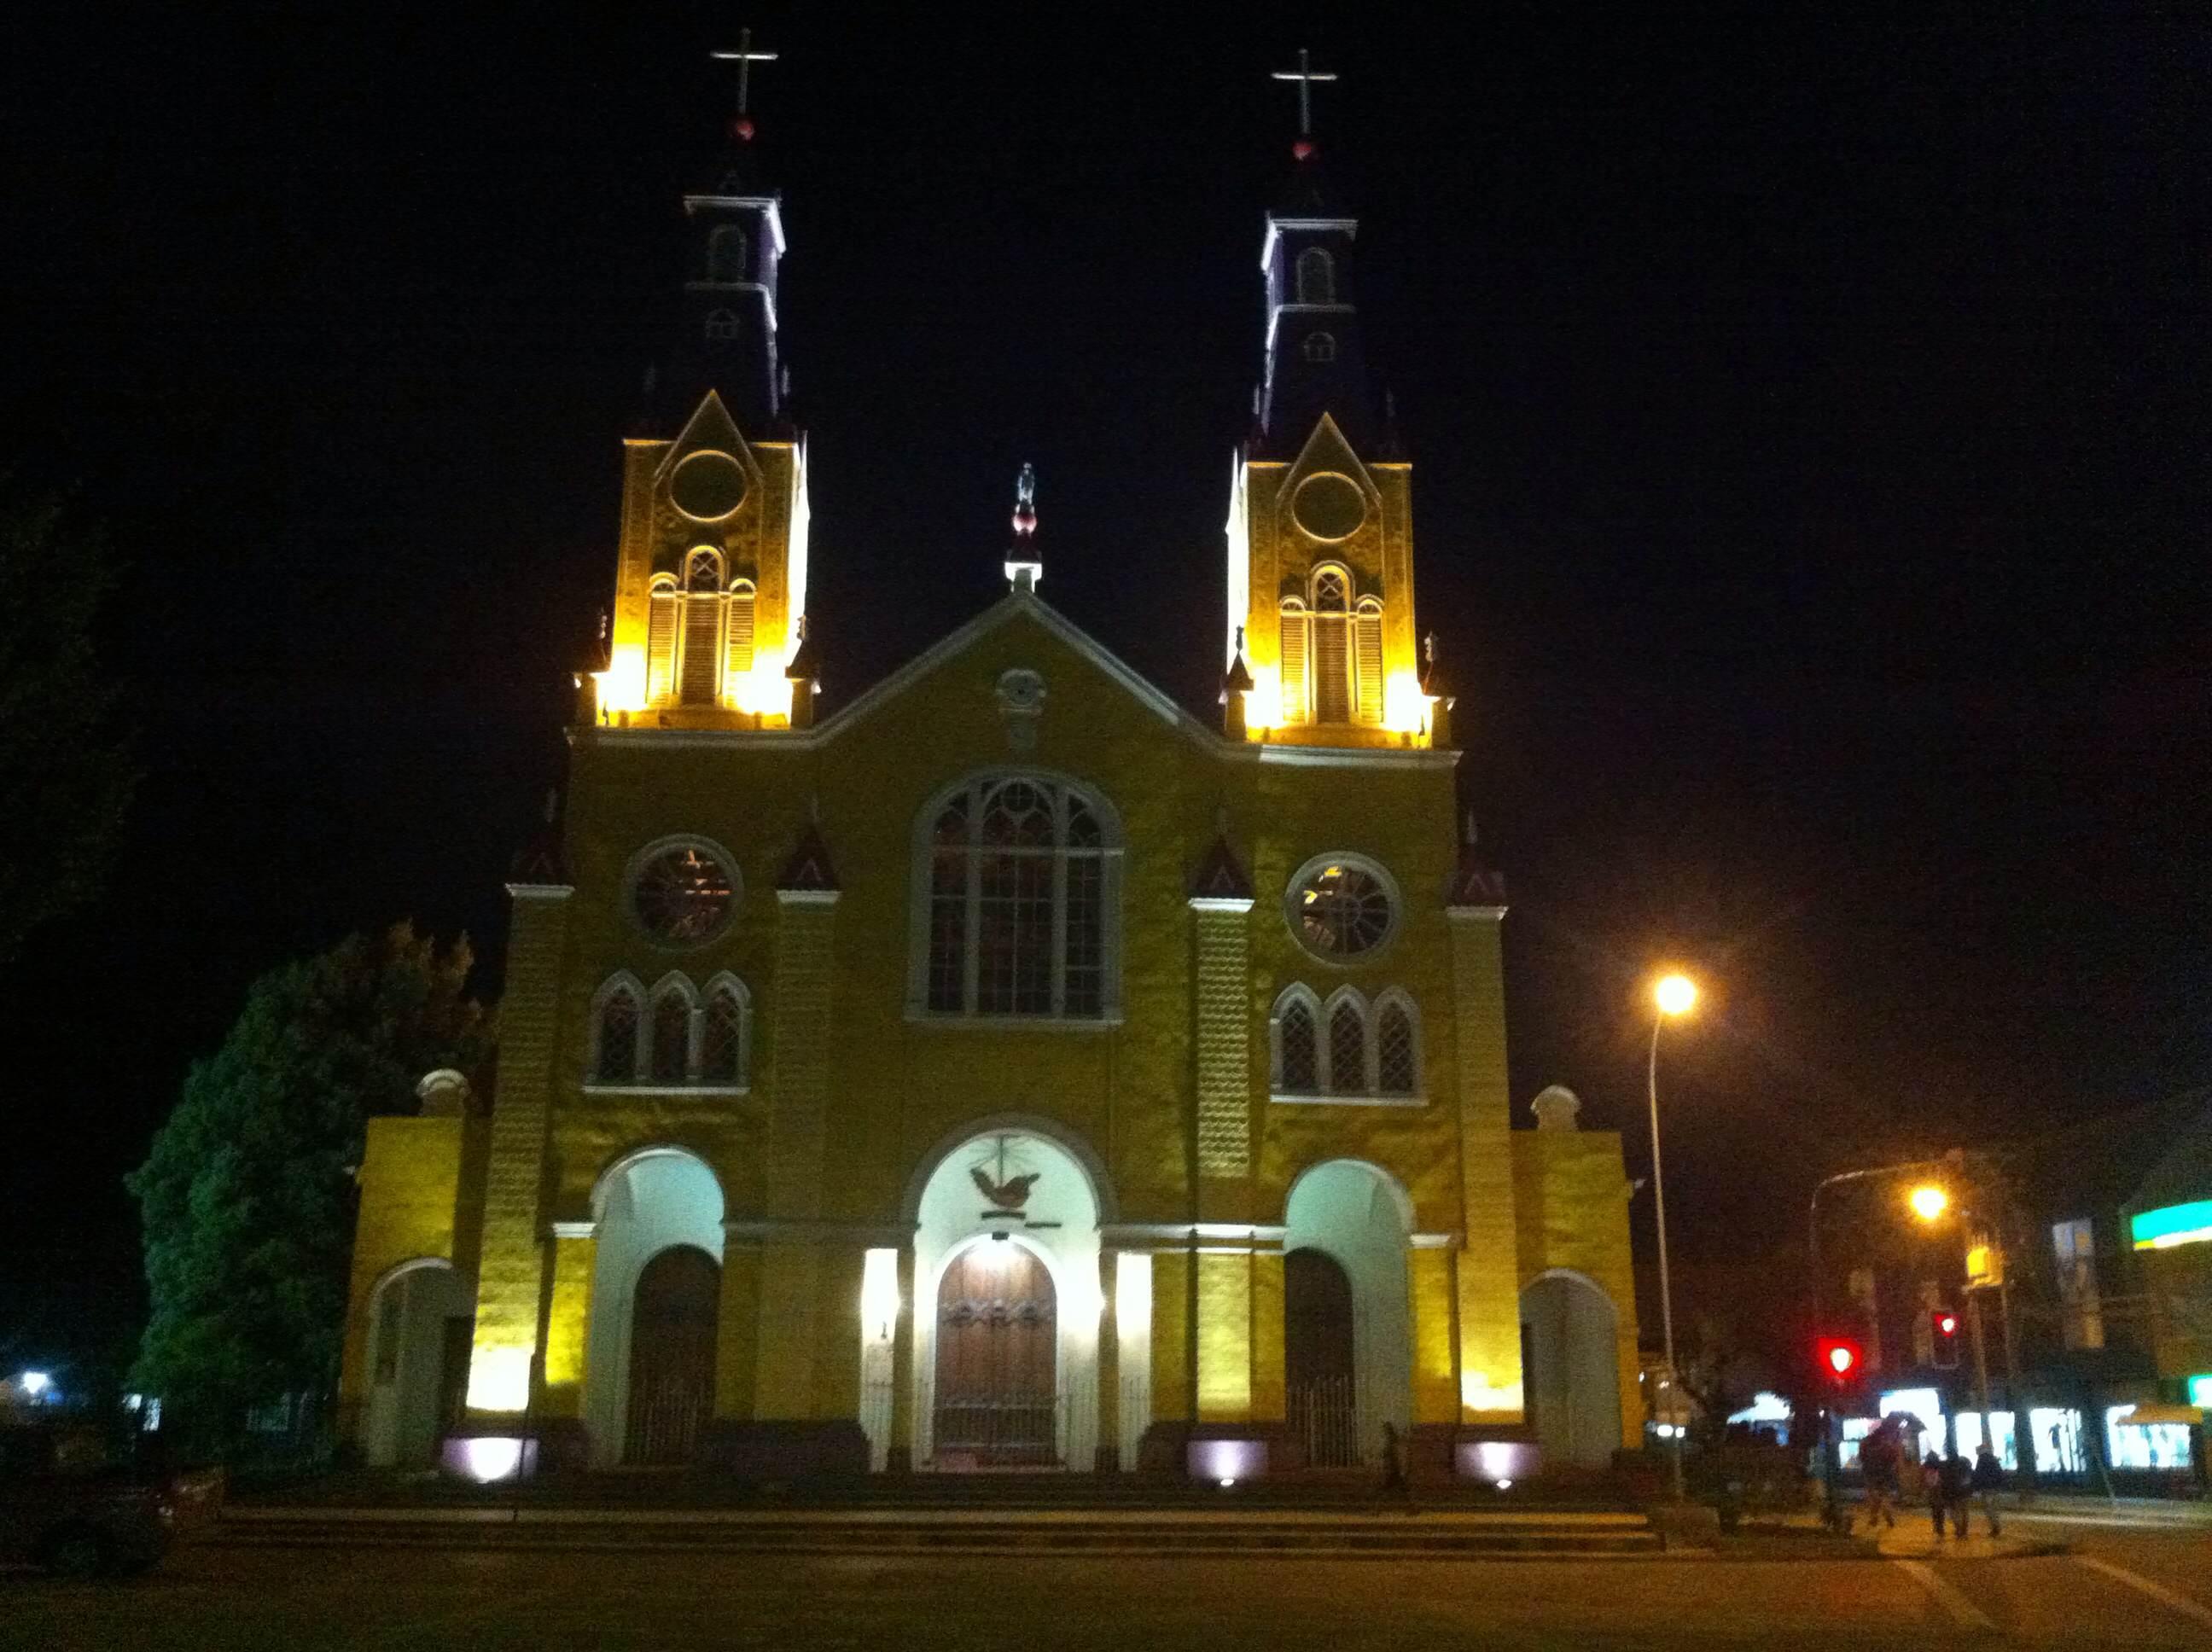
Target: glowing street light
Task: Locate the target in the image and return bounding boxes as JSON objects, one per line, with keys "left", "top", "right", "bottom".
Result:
{"left": 1909, "top": 1184, "right": 1950, "bottom": 1223}
{"left": 1645, "top": 969, "right": 1700, "bottom": 1500}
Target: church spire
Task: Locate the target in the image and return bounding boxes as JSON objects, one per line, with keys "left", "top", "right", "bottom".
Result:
{"left": 652, "top": 31, "right": 789, "bottom": 433}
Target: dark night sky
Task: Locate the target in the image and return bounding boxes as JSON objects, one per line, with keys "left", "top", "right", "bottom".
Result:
{"left": 3, "top": 5, "right": 2207, "bottom": 1366}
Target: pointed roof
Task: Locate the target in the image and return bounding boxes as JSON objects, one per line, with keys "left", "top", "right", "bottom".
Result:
{"left": 1190, "top": 832, "right": 1254, "bottom": 902}
{"left": 776, "top": 819, "right": 840, "bottom": 894}
{"left": 509, "top": 789, "right": 569, "bottom": 887}
{"left": 1446, "top": 812, "right": 1506, "bottom": 909}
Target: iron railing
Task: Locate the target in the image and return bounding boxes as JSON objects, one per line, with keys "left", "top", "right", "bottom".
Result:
{"left": 1291, "top": 1376, "right": 1361, "bottom": 1468}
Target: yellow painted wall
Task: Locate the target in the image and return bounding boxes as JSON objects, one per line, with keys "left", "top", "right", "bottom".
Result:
{"left": 339, "top": 1115, "right": 472, "bottom": 1405}
{"left": 1512, "top": 1131, "right": 1646, "bottom": 1447}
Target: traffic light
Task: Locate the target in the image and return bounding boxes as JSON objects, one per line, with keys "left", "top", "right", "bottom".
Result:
{"left": 1930, "top": 1309, "right": 1961, "bottom": 1370}
{"left": 1817, "top": 1336, "right": 1862, "bottom": 1385}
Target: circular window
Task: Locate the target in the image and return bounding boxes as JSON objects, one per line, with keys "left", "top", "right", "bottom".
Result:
{"left": 628, "top": 838, "right": 740, "bottom": 946}
{"left": 670, "top": 450, "right": 749, "bottom": 521}
{"left": 1291, "top": 471, "right": 1366, "bottom": 542}
{"left": 1284, "top": 853, "right": 1400, "bottom": 963}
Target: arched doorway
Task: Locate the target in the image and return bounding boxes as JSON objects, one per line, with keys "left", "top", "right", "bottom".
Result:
{"left": 361, "top": 1259, "right": 472, "bottom": 1469}
{"left": 1284, "top": 1248, "right": 1359, "bottom": 1466}
{"left": 1284, "top": 1160, "right": 1412, "bottom": 1466}
{"left": 585, "top": 1147, "right": 725, "bottom": 1466}
{"left": 1521, "top": 1271, "right": 1622, "bottom": 1469}
{"left": 908, "top": 1122, "right": 1109, "bottom": 1470}
{"left": 932, "top": 1239, "right": 1058, "bottom": 1466}
{"left": 624, "top": 1245, "right": 719, "bottom": 1465}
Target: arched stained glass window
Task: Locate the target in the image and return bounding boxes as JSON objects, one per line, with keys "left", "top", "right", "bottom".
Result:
{"left": 1329, "top": 997, "right": 1368, "bottom": 1094}
{"left": 595, "top": 981, "right": 641, "bottom": 1083}
{"left": 649, "top": 987, "right": 693, "bottom": 1084}
{"left": 917, "top": 774, "right": 1120, "bottom": 1020}
{"left": 700, "top": 978, "right": 748, "bottom": 1085}
{"left": 1276, "top": 990, "right": 1319, "bottom": 1093}
{"left": 1376, "top": 998, "right": 1417, "bottom": 1095}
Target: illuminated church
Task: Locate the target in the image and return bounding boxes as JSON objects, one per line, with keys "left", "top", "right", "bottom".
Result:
{"left": 340, "top": 54, "right": 1643, "bottom": 1485}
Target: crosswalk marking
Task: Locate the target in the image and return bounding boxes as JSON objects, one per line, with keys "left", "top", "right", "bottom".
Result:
{"left": 2075, "top": 1556, "right": 2212, "bottom": 1631}
{"left": 1892, "top": 1560, "right": 1998, "bottom": 1632}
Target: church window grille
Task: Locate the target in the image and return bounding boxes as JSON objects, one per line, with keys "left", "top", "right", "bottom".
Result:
{"left": 707, "top": 224, "right": 748, "bottom": 283}
{"left": 1311, "top": 566, "right": 1352, "bottom": 724}
{"left": 649, "top": 981, "right": 695, "bottom": 1085}
{"left": 1296, "top": 247, "right": 1336, "bottom": 305}
{"left": 1303, "top": 330, "right": 1337, "bottom": 364}
{"left": 914, "top": 773, "right": 1120, "bottom": 1021}
{"left": 1375, "top": 994, "right": 1418, "bottom": 1095}
{"left": 1273, "top": 986, "right": 1321, "bottom": 1093}
{"left": 705, "top": 308, "right": 742, "bottom": 341}
{"left": 592, "top": 978, "right": 643, "bottom": 1083}
{"left": 1354, "top": 597, "right": 1384, "bottom": 724}
{"left": 1328, "top": 994, "right": 1369, "bottom": 1094}
{"left": 629, "top": 838, "right": 740, "bottom": 947}
{"left": 699, "top": 975, "right": 750, "bottom": 1086}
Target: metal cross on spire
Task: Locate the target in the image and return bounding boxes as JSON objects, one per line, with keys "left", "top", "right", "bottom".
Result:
{"left": 711, "top": 27, "right": 779, "bottom": 133}
{"left": 1270, "top": 48, "right": 1338, "bottom": 139}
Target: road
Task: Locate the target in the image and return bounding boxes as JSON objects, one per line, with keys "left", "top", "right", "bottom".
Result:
{"left": 2, "top": 1508, "right": 2205, "bottom": 1650}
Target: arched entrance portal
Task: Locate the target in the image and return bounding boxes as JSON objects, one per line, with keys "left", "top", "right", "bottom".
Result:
{"left": 1284, "top": 1160, "right": 1412, "bottom": 1467}
{"left": 624, "top": 1244, "right": 719, "bottom": 1464}
{"left": 909, "top": 1124, "right": 1106, "bottom": 1470}
{"left": 361, "top": 1259, "right": 472, "bottom": 1468}
{"left": 932, "top": 1239, "right": 1058, "bottom": 1466}
{"left": 585, "top": 1147, "right": 725, "bottom": 1467}
{"left": 1284, "top": 1248, "right": 1359, "bottom": 1466}
{"left": 1521, "top": 1271, "right": 1622, "bottom": 1469}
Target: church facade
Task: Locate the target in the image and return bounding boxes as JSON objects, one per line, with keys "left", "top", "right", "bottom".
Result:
{"left": 339, "top": 101, "right": 1643, "bottom": 1484}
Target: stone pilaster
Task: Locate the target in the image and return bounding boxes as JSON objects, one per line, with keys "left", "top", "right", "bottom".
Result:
{"left": 754, "top": 887, "right": 838, "bottom": 1418}
{"left": 467, "top": 881, "right": 572, "bottom": 1414}
{"left": 1190, "top": 896, "right": 1254, "bottom": 1189}
{"left": 1094, "top": 1247, "right": 1121, "bottom": 1469}
{"left": 888, "top": 1246, "right": 916, "bottom": 1472}
{"left": 1448, "top": 899, "right": 1523, "bottom": 1424}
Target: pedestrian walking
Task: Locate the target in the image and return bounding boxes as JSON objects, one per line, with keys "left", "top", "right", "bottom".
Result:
{"left": 1936, "top": 1449, "right": 1972, "bottom": 1539}
{"left": 1860, "top": 1420, "right": 1901, "bottom": 1530}
{"left": 1378, "top": 1420, "right": 1414, "bottom": 1510}
{"left": 1970, "top": 1444, "right": 2005, "bottom": 1538}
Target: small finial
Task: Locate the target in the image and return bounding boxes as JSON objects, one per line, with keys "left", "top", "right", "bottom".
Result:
{"left": 1011, "top": 462, "right": 1038, "bottom": 538}
{"left": 1004, "top": 463, "right": 1042, "bottom": 591}
{"left": 544, "top": 788, "right": 560, "bottom": 826}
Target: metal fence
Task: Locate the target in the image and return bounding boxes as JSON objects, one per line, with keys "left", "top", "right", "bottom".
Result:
{"left": 929, "top": 1392, "right": 1064, "bottom": 1468}
{"left": 1290, "top": 1376, "right": 1362, "bottom": 1468}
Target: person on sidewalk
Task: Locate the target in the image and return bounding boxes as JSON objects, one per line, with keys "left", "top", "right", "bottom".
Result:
{"left": 1936, "top": 1449, "right": 1973, "bottom": 1539}
{"left": 1379, "top": 1420, "right": 1415, "bottom": 1510}
{"left": 1860, "top": 1419, "right": 1901, "bottom": 1530}
{"left": 1970, "top": 1444, "right": 2006, "bottom": 1538}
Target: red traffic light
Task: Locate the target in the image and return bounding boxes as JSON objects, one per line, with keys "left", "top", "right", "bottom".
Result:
{"left": 1930, "top": 1308, "right": 1961, "bottom": 1369}
{"left": 1936, "top": 1312, "right": 1959, "bottom": 1336}
{"left": 1817, "top": 1337, "right": 1862, "bottom": 1382}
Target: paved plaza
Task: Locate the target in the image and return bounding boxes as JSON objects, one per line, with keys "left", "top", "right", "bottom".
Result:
{"left": 3, "top": 1509, "right": 2208, "bottom": 1651}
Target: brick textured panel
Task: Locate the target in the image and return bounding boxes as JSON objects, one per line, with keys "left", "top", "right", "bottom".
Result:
{"left": 765, "top": 902, "right": 835, "bottom": 1218}
{"left": 1449, "top": 916, "right": 1526, "bottom": 1420}
{"left": 1193, "top": 909, "right": 1251, "bottom": 1178}
{"left": 473, "top": 897, "right": 569, "bottom": 1356}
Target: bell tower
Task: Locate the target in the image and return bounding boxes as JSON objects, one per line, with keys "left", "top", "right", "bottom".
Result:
{"left": 592, "top": 33, "right": 814, "bottom": 730}
{"left": 1225, "top": 53, "right": 1431, "bottom": 747}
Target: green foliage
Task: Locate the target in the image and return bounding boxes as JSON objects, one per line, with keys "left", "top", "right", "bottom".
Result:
{"left": 0, "top": 478, "right": 137, "bottom": 962}
{"left": 126, "top": 924, "right": 491, "bottom": 1443}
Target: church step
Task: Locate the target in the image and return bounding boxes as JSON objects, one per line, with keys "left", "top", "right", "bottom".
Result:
{"left": 208, "top": 1507, "right": 1662, "bottom": 1556}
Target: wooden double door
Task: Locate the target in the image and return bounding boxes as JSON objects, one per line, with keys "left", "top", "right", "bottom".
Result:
{"left": 625, "top": 1245, "right": 719, "bottom": 1465}
{"left": 933, "top": 1244, "right": 1058, "bottom": 1466}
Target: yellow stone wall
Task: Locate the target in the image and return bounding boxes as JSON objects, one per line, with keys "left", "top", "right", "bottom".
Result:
{"left": 338, "top": 1114, "right": 477, "bottom": 1406}
{"left": 1512, "top": 1131, "right": 1646, "bottom": 1448}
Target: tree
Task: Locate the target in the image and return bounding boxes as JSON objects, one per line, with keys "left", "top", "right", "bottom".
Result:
{"left": 126, "top": 923, "right": 491, "bottom": 1447}
{"left": 0, "top": 478, "right": 137, "bottom": 963}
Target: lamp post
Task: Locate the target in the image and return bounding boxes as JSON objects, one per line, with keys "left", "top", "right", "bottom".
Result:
{"left": 1648, "top": 971, "right": 1697, "bottom": 1501}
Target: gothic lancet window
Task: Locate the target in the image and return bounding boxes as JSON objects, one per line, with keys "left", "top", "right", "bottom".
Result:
{"left": 699, "top": 975, "right": 750, "bottom": 1086}
{"left": 594, "top": 980, "right": 642, "bottom": 1083}
{"left": 1271, "top": 983, "right": 1423, "bottom": 1102}
{"left": 1296, "top": 247, "right": 1336, "bottom": 305}
{"left": 1375, "top": 993, "right": 1418, "bottom": 1096}
{"left": 1273, "top": 986, "right": 1320, "bottom": 1093}
{"left": 916, "top": 774, "right": 1120, "bottom": 1021}
{"left": 679, "top": 549, "right": 724, "bottom": 705}
{"left": 1328, "top": 995, "right": 1368, "bottom": 1094}
{"left": 649, "top": 980, "right": 695, "bottom": 1085}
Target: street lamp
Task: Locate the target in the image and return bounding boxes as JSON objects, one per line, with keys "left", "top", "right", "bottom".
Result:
{"left": 1648, "top": 970, "right": 1697, "bottom": 1500}
{"left": 1908, "top": 1184, "right": 1949, "bottom": 1224}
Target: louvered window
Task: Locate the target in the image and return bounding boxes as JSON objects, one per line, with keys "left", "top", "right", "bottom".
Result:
{"left": 646, "top": 589, "right": 678, "bottom": 704}
{"left": 1296, "top": 247, "right": 1336, "bottom": 305}
{"left": 1354, "top": 599, "right": 1384, "bottom": 724}
{"left": 1278, "top": 598, "right": 1309, "bottom": 724}
{"left": 725, "top": 579, "right": 756, "bottom": 678}
{"left": 1312, "top": 567, "right": 1351, "bottom": 724}
{"left": 679, "top": 550, "right": 723, "bottom": 705}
